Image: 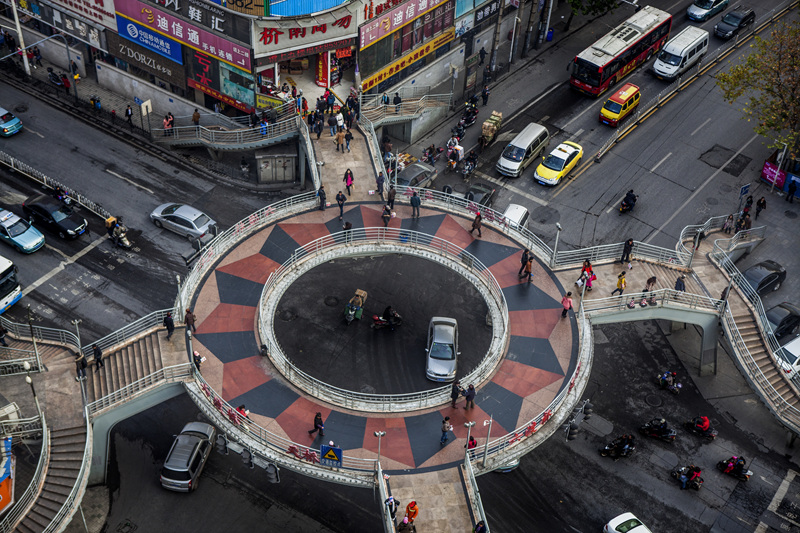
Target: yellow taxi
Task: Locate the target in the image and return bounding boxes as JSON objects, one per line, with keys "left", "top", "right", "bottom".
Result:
{"left": 599, "top": 83, "right": 641, "bottom": 127}
{"left": 534, "top": 141, "right": 583, "bottom": 186}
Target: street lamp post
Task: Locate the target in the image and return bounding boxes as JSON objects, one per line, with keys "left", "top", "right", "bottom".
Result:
{"left": 464, "top": 421, "right": 475, "bottom": 460}
{"left": 481, "top": 416, "right": 493, "bottom": 467}
{"left": 374, "top": 430, "right": 386, "bottom": 466}
{"left": 71, "top": 318, "right": 82, "bottom": 350}
{"left": 22, "top": 361, "right": 42, "bottom": 418}
{"left": 25, "top": 305, "right": 40, "bottom": 369}
{"left": 550, "top": 222, "right": 563, "bottom": 268}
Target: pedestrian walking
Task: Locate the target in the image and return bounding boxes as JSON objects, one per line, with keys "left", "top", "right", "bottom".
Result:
{"left": 344, "top": 128, "right": 353, "bottom": 152}
{"left": 336, "top": 191, "right": 346, "bottom": 219}
{"left": 162, "top": 115, "right": 170, "bottom": 136}
{"left": 6, "top": 32, "right": 15, "bottom": 52}
{"left": 74, "top": 351, "right": 87, "bottom": 381}
{"left": 787, "top": 180, "right": 797, "bottom": 203}
{"left": 410, "top": 191, "right": 421, "bottom": 218}
{"left": 318, "top": 185, "right": 327, "bottom": 211}
{"left": 0, "top": 325, "right": 9, "bottom": 347}
{"left": 125, "top": 105, "right": 133, "bottom": 127}
{"left": 479, "top": 46, "right": 486, "bottom": 65}
{"left": 314, "top": 116, "right": 323, "bottom": 139}
{"left": 163, "top": 311, "right": 175, "bottom": 340}
{"left": 70, "top": 59, "right": 79, "bottom": 78}
{"left": 335, "top": 110, "right": 344, "bottom": 130}
{"left": 393, "top": 92, "right": 402, "bottom": 113}
{"left": 744, "top": 213, "right": 752, "bottom": 230}
{"left": 481, "top": 85, "right": 490, "bottom": 106}
{"left": 335, "top": 128, "right": 346, "bottom": 152}
{"left": 450, "top": 381, "right": 463, "bottom": 408}
{"left": 343, "top": 169, "right": 354, "bottom": 195}
{"left": 466, "top": 436, "right": 478, "bottom": 458}
{"left": 644, "top": 276, "right": 657, "bottom": 292}
{"left": 308, "top": 412, "right": 325, "bottom": 437}
{"left": 387, "top": 186, "right": 396, "bottom": 209}
{"left": 192, "top": 108, "right": 200, "bottom": 126}
{"left": 32, "top": 46, "right": 42, "bottom": 68}
{"left": 462, "top": 384, "right": 476, "bottom": 409}
{"left": 674, "top": 274, "right": 686, "bottom": 292}
{"left": 376, "top": 172, "right": 385, "bottom": 201}
{"left": 518, "top": 249, "right": 531, "bottom": 276}
{"left": 184, "top": 308, "right": 197, "bottom": 333}
{"left": 381, "top": 92, "right": 390, "bottom": 106}
{"left": 722, "top": 214, "right": 734, "bottom": 234}
{"left": 577, "top": 259, "right": 594, "bottom": 291}
{"left": 611, "top": 272, "right": 627, "bottom": 296}
{"left": 755, "top": 197, "right": 766, "bottom": 219}
{"left": 523, "top": 257, "right": 533, "bottom": 284}
{"left": 469, "top": 213, "right": 482, "bottom": 237}
{"left": 193, "top": 350, "right": 203, "bottom": 371}
{"left": 385, "top": 496, "right": 400, "bottom": 524}
{"left": 382, "top": 205, "right": 392, "bottom": 227}
{"left": 561, "top": 292, "right": 573, "bottom": 318}
{"left": 328, "top": 114, "right": 337, "bottom": 136}
{"left": 344, "top": 107, "right": 353, "bottom": 129}
{"left": 92, "top": 344, "right": 104, "bottom": 371}
{"left": 620, "top": 238, "right": 634, "bottom": 264}
{"left": 405, "top": 501, "right": 420, "bottom": 523}
{"left": 474, "top": 520, "right": 487, "bottom": 533}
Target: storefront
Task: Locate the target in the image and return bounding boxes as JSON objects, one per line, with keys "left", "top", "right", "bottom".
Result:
{"left": 358, "top": 0, "right": 455, "bottom": 94}
{"left": 253, "top": 4, "right": 359, "bottom": 108}
{"left": 106, "top": 22, "right": 186, "bottom": 92}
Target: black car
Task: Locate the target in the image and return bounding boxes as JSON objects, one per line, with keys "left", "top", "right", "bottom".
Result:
{"left": 767, "top": 302, "right": 800, "bottom": 340}
{"left": 464, "top": 183, "right": 495, "bottom": 208}
{"left": 742, "top": 260, "right": 785, "bottom": 295}
{"left": 22, "top": 194, "right": 87, "bottom": 239}
{"left": 714, "top": 6, "right": 755, "bottom": 39}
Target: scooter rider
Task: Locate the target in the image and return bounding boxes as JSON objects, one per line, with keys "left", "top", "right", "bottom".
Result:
{"left": 383, "top": 306, "right": 400, "bottom": 325}
{"left": 447, "top": 135, "right": 459, "bottom": 151}
{"left": 466, "top": 150, "right": 478, "bottom": 166}
{"left": 696, "top": 416, "right": 710, "bottom": 432}
{"left": 624, "top": 190, "right": 637, "bottom": 207}
{"left": 681, "top": 465, "right": 702, "bottom": 489}
{"left": 349, "top": 294, "right": 363, "bottom": 310}
{"left": 112, "top": 217, "right": 128, "bottom": 246}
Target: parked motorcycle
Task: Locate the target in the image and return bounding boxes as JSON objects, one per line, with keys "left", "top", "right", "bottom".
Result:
{"left": 598, "top": 435, "right": 635, "bottom": 459}
{"left": 638, "top": 418, "right": 677, "bottom": 442}
{"left": 671, "top": 465, "right": 704, "bottom": 490}
{"left": 656, "top": 371, "right": 682, "bottom": 395}
{"left": 716, "top": 456, "right": 752, "bottom": 482}
{"left": 684, "top": 417, "right": 718, "bottom": 441}
{"left": 421, "top": 145, "right": 444, "bottom": 165}
{"left": 371, "top": 308, "right": 402, "bottom": 330}
{"left": 619, "top": 190, "right": 637, "bottom": 214}
{"left": 47, "top": 67, "right": 64, "bottom": 86}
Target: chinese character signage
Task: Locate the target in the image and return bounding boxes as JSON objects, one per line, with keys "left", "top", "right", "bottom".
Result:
{"left": 115, "top": 0, "right": 252, "bottom": 70}
{"left": 14, "top": 0, "right": 106, "bottom": 48}
{"left": 253, "top": 3, "right": 358, "bottom": 59}
{"left": 359, "top": 0, "right": 450, "bottom": 50}
{"left": 107, "top": 25, "right": 186, "bottom": 86}
{"left": 255, "top": 37, "right": 355, "bottom": 67}
{"left": 16, "top": 0, "right": 117, "bottom": 29}
{"left": 142, "top": 0, "right": 251, "bottom": 44}
{"left": 473, "top": 0, "right": 500, "bottom": 25}
{"left": 116, "top": 16, "right": 183, "bottom": 64}
{"left": 361, "top": 27, "right": 454, "bottom": 91}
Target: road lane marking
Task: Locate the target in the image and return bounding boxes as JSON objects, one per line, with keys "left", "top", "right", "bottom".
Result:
{"left": 568, "top": 129, "right": 584, "bottom": 141}
{"left": 650, "top": 152, "right": 672, "bottom": 173}
{"left": 767, "top": 470, "right": 797, "bottom": 512}
{"left": 23, "top": 235, "right": 108, "bottom": 297}
{"left": 561, "top": 101, "right": 601, "bottom": 130}
{"left": 540, "top": 115, "right": 550, "bottom": 122}
{"left": 473, "top": 170, "right": 547, "bottom": 206}
{"left": 25, "top": 128, "right": 44, "bottom": 138}
{"left": 105, "top": 170, "right": 155, "bottom": 194}
{"left": 605, "top": 194, "right": 626, "bottom": 214}
{"left": 643, "top": 133, "right": 759, "bottom": 244}
{"left": 691, "top": 118, "right": 711, "bottom": 136}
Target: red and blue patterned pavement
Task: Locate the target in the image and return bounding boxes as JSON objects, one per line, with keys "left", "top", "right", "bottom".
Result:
{"left": 189, "top": 203, "right": 578, "bottom": 471}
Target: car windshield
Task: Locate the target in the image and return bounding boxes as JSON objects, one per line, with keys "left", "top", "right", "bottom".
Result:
{"left": 161, "top": 467, "right": 191, "bottom": 481}
{"left": 0, "top": 113, "right": 13, "bottom": 124}
{"left": 603, "top": 101, "right": 622, "bottom": 114}
{"left": 658, "top": 50, "right": 682, "bottom": 66}
{"left": 694, "top": 0, "right": 714, "bottom": 8}
{"left": 543, "top": 154, "right": 566, "bottom": 171}
{"left": 429, "top": 342, "right": 454, "bottom": 360}
{"left": 571, "top": 58, "right": 601, "bottom": 86}
{"left": 502, "top": 145, "right": 525, "bottom": 162}
{"left": 614, "top": 518, "right": 644, "bottom": 533}
{"left": 722, "top": 13, "right": 743, "bottom": 24}
{"left": 6, "top": 219, "right": 29, "bottom": 237}
{"left": 161, "top": 204, "right": 182, "bottom": 215}
{"left": 193, "top": 214, "right": 210, "bottom": 228}
{"left": 51, "top": 206, "right": 71, "bottom": 223}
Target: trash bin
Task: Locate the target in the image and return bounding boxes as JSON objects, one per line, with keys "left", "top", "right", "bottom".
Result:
{"left": 546, "top": 28, "right": 554, "bottom": 41}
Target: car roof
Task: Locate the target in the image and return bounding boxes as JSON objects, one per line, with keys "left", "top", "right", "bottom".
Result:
{"left": 0, "top": 107, "right": 9, "bottom": 114}
{"left": 164, "top": 434, "right": 201, "bottom": 469}
{"left": 607, "top": 512, "right": 653, "bottom": 533}
{"left": 608, "top": 83, "right": 639, "bottom": 104}
{"left": 780, "top": 336, "right": 800, "bottom": 364}
{"left": 181, "top": 421, "right": 215, "bottom": 438}
{"left": 550, "top": 144, "right": 575, "bottom": 158}
{"left": 0, "top": 209, "right": 23, "bottom": 229}
{"left": 430, "top": 317, "right": 457, "bottom": 342}
{"left": 174, "top": 205, "right": 206, "bottom": 220}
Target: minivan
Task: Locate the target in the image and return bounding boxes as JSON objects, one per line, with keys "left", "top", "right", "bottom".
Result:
{"left": 653, "top": 27, "right": 709, "bottom": 81}
{"left": 599, "top": 83, "right": 640, "bottom": 127}
{"left": 496, "top": 123, "right": 549, "bottom": 178}
{"left": 160, "top": 422, "right": 216, "bottom": 492}
{"left": 502, "top": 204, "right": 529, "bottom": 230}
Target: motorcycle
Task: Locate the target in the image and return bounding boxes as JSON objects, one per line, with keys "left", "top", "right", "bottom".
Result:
{"left": 111, "top": 224, "right": 133, "bottom": 250}
{"left": 451, "top": 123, "right": 466, "bottom": 140}
{"left": 619, "top": 192, "right": 637, "bottom": 215}
{"left": 684, "top": 417, "right": 718, "bottom": 441}
{"left": 344, "top": 290, "right": 367, "bottom": 325}
{"left": 598, "top": 435, "right": 635, "bottom": 459}
{"left": 460, "top": 105, "right": 479, "bottom": 128}
{"left": 638, "top": 418, "right": 677, "bottom": 442}
{"left": 52, "top": 186, "right": 73, "bottom": 206}
{"left": 47, "top": 67, "right": 64, "bottom": 86}
{"left": 671, "top": 465, "right": 703, "bottom": 490}
{"left": 716, "top": 457, "right": 752, "bottom": 482}
{"left": 457, "top": 159, "right": 476, "bottom": 181}
{"left": 656, "top": 372, "right": 682, "bottom": 395}
{"left": 421, "top": 146, "right": 444, "bottom": 165}
{"left": 371, "top": 310, "right": 402, "bottom": 330}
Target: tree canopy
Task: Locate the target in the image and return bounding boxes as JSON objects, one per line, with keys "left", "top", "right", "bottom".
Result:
{"left": 567, "top": 0, "right": 619, "bottom": 16}
{"left": 716, "top": 20, "right": 800, "bottom": 156}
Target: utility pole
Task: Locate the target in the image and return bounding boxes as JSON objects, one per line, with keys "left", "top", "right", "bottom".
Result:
{"left": 489, "top": 1, "right": 506, "bottom": 77}
{"left": 523, "top": 0, "right": 542, "bottom": 56}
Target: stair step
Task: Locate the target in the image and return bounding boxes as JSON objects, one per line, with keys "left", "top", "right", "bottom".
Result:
{"left": 50, "top": 426, "right": 85, "bottom": 439}
{"left": 22, "top": 506, "right": 56, "bottom": 528}
{"left": 15, "top": 519, "right": 37, "bottom": 533}
{"left": 45, "top": 475, "right": 78, "bottom": 489}
{"left": 49, "top": 457, "right": 82, "bottom": 470}
{"left": 34, "top": 495, "right": 64, "bottom": 513}
{"left": 50, "top": 442, "right": 85, "bottom": 454}
{"left": 42, "top": 482, "right": 72, "bottom": 498}
{"left": 134, "top": 337, "right": 145, "bottom": 378}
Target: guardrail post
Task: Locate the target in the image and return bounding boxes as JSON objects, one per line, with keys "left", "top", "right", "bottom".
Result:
{"left": 549, "top": 223, "right": 562, "bottom": 268}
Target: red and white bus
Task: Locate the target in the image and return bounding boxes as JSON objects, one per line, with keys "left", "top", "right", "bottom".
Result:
{"left": 570, "top": 6, "right": 672, "bottom": 97}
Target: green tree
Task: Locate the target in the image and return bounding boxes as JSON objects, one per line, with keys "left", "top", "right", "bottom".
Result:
{"left": 716, "top": 20, "right": 800, "bottom": 156}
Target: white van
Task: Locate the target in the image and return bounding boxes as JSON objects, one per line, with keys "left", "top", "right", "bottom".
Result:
{"left": 496, "top": 123, "right": 549, "bottom": 178}
{"left": 652, "top": 26, "right": 709, "bottom": 81}
{"left": 502, "top": 204, "right": 529, "bottom": 230}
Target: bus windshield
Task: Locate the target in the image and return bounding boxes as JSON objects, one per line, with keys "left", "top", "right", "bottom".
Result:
{"left": 0, "top": 263, "right": 18, "bottom": 300}
{"left": 571, "top": 59, "right": 601, "bottom": 86}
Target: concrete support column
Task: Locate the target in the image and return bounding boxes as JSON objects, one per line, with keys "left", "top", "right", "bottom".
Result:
{"left": 698, "top": 324, "right": 719, "bottom": 377}
{"left": 298, "top": 138, "right": 307, "bottom": 190}
{"left": 206, "top": 148, "right": 222, "bottom": 161}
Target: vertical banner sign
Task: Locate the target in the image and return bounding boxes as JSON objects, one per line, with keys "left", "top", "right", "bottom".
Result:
{"left": 316, "top": 52, "right": 329, "bottom": 87}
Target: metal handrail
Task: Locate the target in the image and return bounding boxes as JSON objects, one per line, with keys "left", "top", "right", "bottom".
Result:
{"left": 0, "top": 316, "right": 80, "bottom": 349}
{"left": 42, "top": 407, "right": 92, "bottom": 533}
{"left": 0, "top": 415, "right": 48, "bottom": 533}
{"left": 580, "top": 288, "right": 723, "bottom": 314}
{"left": 376, "top": 463, "right": 395, "bottom": 532}
{"left": 80, "top": 309, "right": 174, "bottom": 358}
{"left": 86, "top": 363, "right": 194, "bottom": 418}
{"left": 361, "top": 85, "right": 433, "bottom": 109}
{"left": 258, "top": 227, "right": 508, "bottom": 412}
{"left": 153, "top": 115, "right": 299, "bottom": 145}
{"left": 360, "top": 94, "right": 452, "bottom": 124}
{"left": 0, "top": 354, "right": 41, "bottom": 376}
{"left": 552, "top": 240, "right": 688, "bottom": 269}
{"left": 676, "top": 214, "right": 730, "bottom": 257}
{"left": 359, "top": 114, "right": 386, "bottom": 183}
{"left": 0, "top": 414, "right": 42, "bottom": 438}
{"left": 463, "top": 453, "right": 490, "bottom": 532}
{"left": 297, "top": 117, "right": 321, "bottom": 191}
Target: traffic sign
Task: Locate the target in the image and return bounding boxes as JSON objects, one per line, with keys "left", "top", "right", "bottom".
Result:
{"left": 320, "top": 444, "right": 343, "bottom": 468}
{"left": 134, "top": 97, "right": 143, "bottom": 105}
{"left": 739, "top": 183, "right": 750, "bottom": 198}
{"left": 141, "top": 100, "right": 153, "bottom": 117}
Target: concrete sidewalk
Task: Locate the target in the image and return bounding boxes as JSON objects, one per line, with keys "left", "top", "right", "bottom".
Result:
{"left": 313, "top": 125, "right": 383, "bottom": 206}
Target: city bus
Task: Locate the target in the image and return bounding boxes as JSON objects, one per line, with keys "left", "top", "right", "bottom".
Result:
{"left": 570, "top": 6, "right": 672, "bottom": 97}
{"left": 0, "top": 255, "right": 21, "bottom": 315}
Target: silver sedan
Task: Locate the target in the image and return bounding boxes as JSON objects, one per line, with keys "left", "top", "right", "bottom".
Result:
{"left": 425, "top": 317, "right": 459, "bottom": 382}
{"left": 150, "top": 203, "right": 216, "bottom": 241}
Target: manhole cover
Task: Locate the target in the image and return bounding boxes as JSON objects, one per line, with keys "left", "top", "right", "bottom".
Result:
{"left": 13, "top": 103, "right": 28, "bottom": 113}
{"left": 786, "top": 210, "right": 797, "bottom": 219}
{"left": 278, "top": 310, "right": 297, "bottom": 321}
{"left": 324, "top": 296, "right": 339, "bottom": 307}
{"left": 645, "top": 394, "right": 663, "bottom": 407}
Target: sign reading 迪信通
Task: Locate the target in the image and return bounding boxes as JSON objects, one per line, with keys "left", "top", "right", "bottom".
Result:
{"left": 359, "top": 0, "right": 451, "bottom": 50}
{"left": 361, "top": 27, "right": 454, "bottom": 91}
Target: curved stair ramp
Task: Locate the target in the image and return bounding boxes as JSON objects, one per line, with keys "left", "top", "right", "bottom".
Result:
{"left": 153, "top": 116, "right": 301, "bottom": 151}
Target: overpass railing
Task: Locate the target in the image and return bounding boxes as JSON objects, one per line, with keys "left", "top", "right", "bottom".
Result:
{"left": 463, "top": 452, "right": 490, "bottom": 532}
{"left": 298, "top": 117, "right": 321, "bottom": 191}
{"left": 376, "top": 463, "right": 395, "bottom": 532}
{"left": 0, "top": 415, "right": 48, "bottom": 533}
{"left": 153, "top": 115, "right": 299, "bottom": 145}
{"left": 581, "top": 288, "right": 722, "bottom": 315}
{"left": 80, "top": 309, "right": 174, "bottom": 358}
{"left": 0, "top": 414, "right": 42, "bottom": 439}
{"left": 360, "top": 94, "right": 452, "bottom": 124}
{"left": 552, "top": 240, "right": 689, "bottom": 270}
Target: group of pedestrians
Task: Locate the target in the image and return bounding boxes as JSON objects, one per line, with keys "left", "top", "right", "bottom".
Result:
{"left": 384, "top": 497, "right": 420, "bottom": 531}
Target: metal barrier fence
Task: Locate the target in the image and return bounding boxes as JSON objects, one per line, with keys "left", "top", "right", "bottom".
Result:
{"left": 552, "top": 239, "right": 688, "bottom": 270}
{"left": 0, "top": 414, "right": 42, "bottom": 438}
{"left": 257, "top": 227, "right": 508, "bottom": 412}
{"left": 360, "top": 85, "right": 433, "bottom": 109}
{"left": 359, "top": 114, "right": 386, "bottom": 185}
{"left": 86, "top": 363, "right": 194, "bottom": 418}
{"left": 677, "top": 215, "right": 731, "bottom": 258}
{"left": 463, "top": 453, "right": 490, "bottom": 532}
{"left": 0, "top": 415, "right": 48, "bottom": 533}
{"left": 80, "top": 309, "right": 174, "bottom": 358}
{"left": 169, "top": 101, "right": 297, "bottom": 129}
{"left": 360, "top": 94, "right": 452, "bottom": 124}
{"left": 0, "top": 351, "right": 40, "bottom": 377}
{"left": 297, "top": 117, "right": 321, "bottom": 192}
{"left": 376, "top": 463, "right": 395, "bottom": 532}
{"left": 580, "top": 288, "right": 722, "bottom": 314}
{"left": 153, "top": 115, "right": 299, "bottom": 145}
{"left": 0, "top": 150, "right": 110, "bottom": 220}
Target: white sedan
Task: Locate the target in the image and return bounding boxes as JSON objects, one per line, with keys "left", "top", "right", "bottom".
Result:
{"left": 604, "top": 513, "right": 653, "bottom": 533}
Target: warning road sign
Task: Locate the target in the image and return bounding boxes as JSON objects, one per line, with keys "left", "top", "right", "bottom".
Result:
{"left": 320, "top": 444, "right": 343, "bottom": 468}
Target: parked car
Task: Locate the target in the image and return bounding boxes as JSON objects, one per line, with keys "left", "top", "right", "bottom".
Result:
{"left": 0, "top": 209, "right": 44, "bottom": 253}
{"left": 0, "top": 107, "right": 23, "bottom": 137}
{"left": 714, "top": 6, "right": 755, "bottom": 39}
{"left": 604, "top": 513, "right": 654, "bottom": 533}
{"left": 464, "top": 183, "right": 495, "bottom": 208}
{"left": 767, "top": 302, "right": 800, "bottom": 340}
{"left": 22, "top": 194, "right": 87, "bottom": 239}
{"left": 160, "top": 422, "right": 216, "bottom": 492}
{"left": 425, "top": 317, "right": 459, "bottom": 382}
{"left": 395, "top": 162, "right": 438, "bottom": 189}
{"left": 776, "top": 336, "right": 800, "bottom": 377}
{"left": 686, "top": 0, "right": 729, "bottom": 22}
{"left": 150, "top": 203, "right": 217, "bottom": 241}
{"left": 534, "top": 141, "right": 583, "bottom": 186}
{"left": 742, "top": 260, "right": 786, "bottom": 295}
